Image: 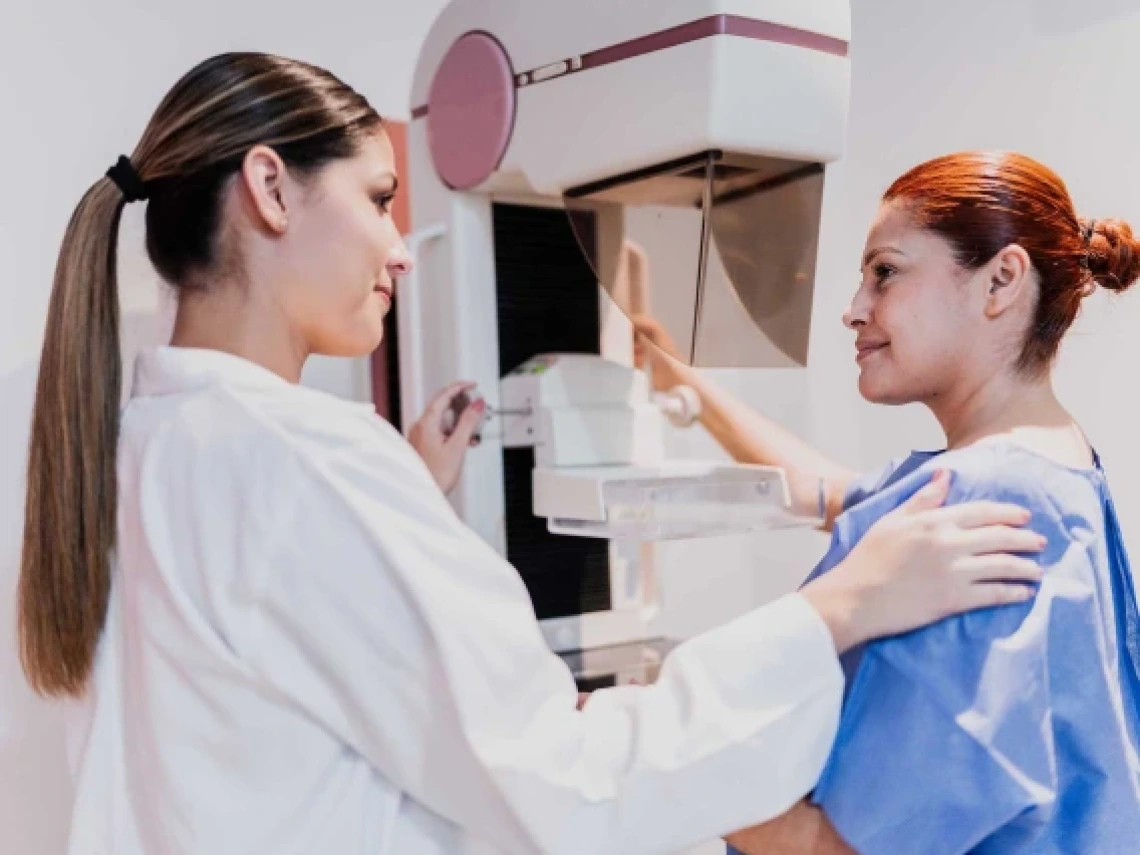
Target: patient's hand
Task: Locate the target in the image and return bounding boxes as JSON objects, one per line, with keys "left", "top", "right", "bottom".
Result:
{"left": 725, "top": 800, "right": 854, "bottom": 855}
{"left": 631, "top": 314, "right": 689, "bottom": 392}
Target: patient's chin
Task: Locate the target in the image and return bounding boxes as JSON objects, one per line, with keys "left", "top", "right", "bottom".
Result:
{"left": 858, "top": 374, "right": 916, "bottom": 406}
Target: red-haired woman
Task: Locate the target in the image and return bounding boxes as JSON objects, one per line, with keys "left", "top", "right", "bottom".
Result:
{"left": 639, "top": 151, "right": 1140, "bottom": 855}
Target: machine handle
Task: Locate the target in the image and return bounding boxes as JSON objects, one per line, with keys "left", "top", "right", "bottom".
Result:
{"left": 398, "top": 223, "right": 448, "bottom": 429}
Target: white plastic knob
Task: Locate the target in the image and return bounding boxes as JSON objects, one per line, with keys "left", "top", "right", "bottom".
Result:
{"left": 652, "top": 385, "right": 702, "bottom": 428}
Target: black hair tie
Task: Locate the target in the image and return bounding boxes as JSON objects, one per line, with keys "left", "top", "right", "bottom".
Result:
{"left": 106, "top": 155, "right": 148, "bottom": 203}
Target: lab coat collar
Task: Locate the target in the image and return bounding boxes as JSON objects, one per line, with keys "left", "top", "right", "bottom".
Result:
{"left": 132, "top": 346, "right": 379, "bottom": 417}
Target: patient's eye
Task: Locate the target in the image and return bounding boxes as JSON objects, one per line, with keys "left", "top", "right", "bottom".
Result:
{"left": 872, "top": 263, "right": 897, "bottom": 290}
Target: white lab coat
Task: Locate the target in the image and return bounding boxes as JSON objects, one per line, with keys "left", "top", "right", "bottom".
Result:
{"left": 65, "top": 346, "right": 843, "bottom": 855}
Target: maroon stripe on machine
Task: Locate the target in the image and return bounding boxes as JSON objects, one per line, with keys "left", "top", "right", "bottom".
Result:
{"left": 581, "top": 14, "right": 848, "bottom": 71}
{"left": 411, "top": 14, "right": 848, "bottom": 118}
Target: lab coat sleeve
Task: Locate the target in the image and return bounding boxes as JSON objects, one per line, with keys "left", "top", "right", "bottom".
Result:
{"left": 237, "top": 436, "right": 844, "bottom": 855}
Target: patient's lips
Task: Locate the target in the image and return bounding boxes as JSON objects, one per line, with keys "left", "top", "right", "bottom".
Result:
{"left": 856, "top": 337, "right": 889, "bottom": 362}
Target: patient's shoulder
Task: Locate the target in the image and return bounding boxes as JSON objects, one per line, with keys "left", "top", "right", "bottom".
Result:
{"left": 864, "top": 445, "right": 1105, "bottom": 664}
{"left": 850, "top": 442, "right": 1101, "bottom": 520}
{"left": 935, "top": 443, "right": 1102, "bottom": 524}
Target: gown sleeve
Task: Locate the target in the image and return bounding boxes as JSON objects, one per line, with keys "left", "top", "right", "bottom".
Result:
{"left": 810, "top": 464, "right": 1085, "bottom": 855}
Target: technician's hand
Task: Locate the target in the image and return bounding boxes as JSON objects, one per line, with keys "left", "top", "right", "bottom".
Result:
{"left": 408, "top": 381, "right": 486, "bottom": 495}
{"left": 631, "top": 314, "right": 689, "bottom": 392}
{"left": 801, "top": 470, "right": 1046, "bottom": 653}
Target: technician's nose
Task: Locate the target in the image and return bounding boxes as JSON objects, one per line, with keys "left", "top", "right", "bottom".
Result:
{"left": 387, "top": 236, "right": 412, "bottom": 278}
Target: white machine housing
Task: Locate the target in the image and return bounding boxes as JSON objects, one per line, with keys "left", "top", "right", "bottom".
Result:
{"left": 499, "top": 354, "right": 665, "bottom": 468}
{"left": 404, "top": 0, "right": 850, "bottom": 657}
{"left": 500, "top": 354, "right": 799, "bottom": 542}
{"left": 410, "top": 0, "right": 849, "bottom": 196}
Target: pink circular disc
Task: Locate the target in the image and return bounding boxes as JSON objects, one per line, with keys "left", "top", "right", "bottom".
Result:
{"left": 427, "top": 32, "right": 516, "bottom": 191}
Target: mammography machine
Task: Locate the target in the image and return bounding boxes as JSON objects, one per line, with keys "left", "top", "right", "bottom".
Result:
{"left": 400, "top": 0, "right": 850, "bottom": 687}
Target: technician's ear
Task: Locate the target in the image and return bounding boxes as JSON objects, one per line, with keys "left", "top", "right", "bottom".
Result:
{"left": 984, "top": 243, "right": 1032, "bottom": 319}
{"left": 239, "top": 145, "right": 291, "bottom": 235}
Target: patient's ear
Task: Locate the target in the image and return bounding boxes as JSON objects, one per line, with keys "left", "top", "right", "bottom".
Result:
{"left": 983, "top": 243, "right": 1032, "bottom": 319}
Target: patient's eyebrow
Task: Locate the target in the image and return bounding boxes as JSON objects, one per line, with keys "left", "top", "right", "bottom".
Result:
{"left": 862, "top": 246, "right": 905, "bottom": 267}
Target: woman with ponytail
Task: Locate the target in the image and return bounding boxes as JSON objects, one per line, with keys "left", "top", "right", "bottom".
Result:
{"left": 22, "top": 57, "right": 1045, "bottom": 855}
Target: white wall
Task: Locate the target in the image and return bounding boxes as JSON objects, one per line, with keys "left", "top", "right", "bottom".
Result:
{"left": 6, "top": 1, "right": 1140, "bottom": 852}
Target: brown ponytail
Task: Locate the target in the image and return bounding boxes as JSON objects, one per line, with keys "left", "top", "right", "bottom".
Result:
{"left": 20, "top": 180, "right": 126, "bottom": 696}
{"left": 20, "top": 52, "right": 383, "bottom": 696}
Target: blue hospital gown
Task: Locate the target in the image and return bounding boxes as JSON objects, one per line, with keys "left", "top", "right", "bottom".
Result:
{"left": 731, "top": 443, "right": 1140, "bottom": 854}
